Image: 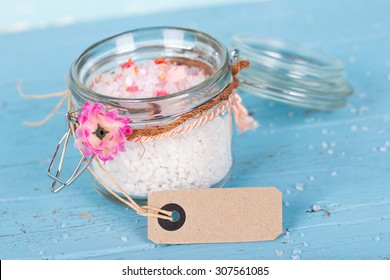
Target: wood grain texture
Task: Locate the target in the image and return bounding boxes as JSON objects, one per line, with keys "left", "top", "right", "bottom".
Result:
{"left": 1, "top": 0, "right": 389, "bottom": 259}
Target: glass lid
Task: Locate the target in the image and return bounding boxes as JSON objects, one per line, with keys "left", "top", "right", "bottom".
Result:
{"left": 232, "top": 35, "right": 353, "bottom": 110}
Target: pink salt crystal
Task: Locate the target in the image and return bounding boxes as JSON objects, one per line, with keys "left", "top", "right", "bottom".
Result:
{"left": 156, "top": 90, "right": 168, "bottom": 97}
{"left": 121, "top": 59, "right": 134, "bottom": 69}
{"left": 126, "top": 85, "right": 139, "bottom": 93}
{"left": 166, "top": 66, "right": 187, "bottom": 83}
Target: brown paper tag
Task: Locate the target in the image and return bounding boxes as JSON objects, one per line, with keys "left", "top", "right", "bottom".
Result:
{"left": 148, "top": 187, "right": 282, "bottom": 244}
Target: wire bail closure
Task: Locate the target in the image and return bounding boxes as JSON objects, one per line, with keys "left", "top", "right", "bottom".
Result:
{"left": 47, "top": 110, "right": 94, "bottom": 193}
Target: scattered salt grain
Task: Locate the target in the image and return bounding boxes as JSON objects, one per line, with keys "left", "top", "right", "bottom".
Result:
{"left": 284, "top": 201, "right": 290, "bottom": 207}
{"left": 105, "top": 226, "right": 111, "bottom": 233}
{"left": 303, "top": 242, "right": 309, "bottom": 247}
{"left": 121, "top": 236, "right": 128, "bottom": 242}
{"left": 145, "top": 244, "right": 156, "bottom": 250}
{"left": 374, "top": 235, "right": 381, "bottom": 241}
{"left": 348, "top": 56, "right": 357, "bottom": 63}
{"left": 328, "top": 149, "right": 334, "bottom": 155}
{"left": 295, "top": 183, "right": 304, "bottom": 191}
{"left": 321, "top": 142, "right": 328, "bottom": 149}
{"left": 350, "top": 125, "right": 358, "bottom": 132}
{"left": 379, "top": 147, "right": 387, "bottom": 152}
{"left": 275, "top": 250, "right": 284, "bottom": 257}
{"left": 308, "top": 176, "right": 315, "bottom": 181}
{"left": 268, "top": 101, "right": 275, "bottom": 107}
{"left": 321, "top": 129, "right": 328, "bottom": 135}
{"left": 293, "top": 249, "right": 302, "bottom": 255}
{"left": 331, "top": 171, "right": 338, "bottom": 177}
{"left": 299, "top": 233, "right": 305, "bottom": 237}
{"left": 312, "top": 204, "right": 322, "bottom": 211}
{"left": 62, "top": 233, "right": 69, "bottom": 240}
{"left": 291, "top": 254, "right": 301, "bottom": 260}
{"left": 286, "top": 189, "right": 292, "bottom": 195}
{"left": 60, "top": 223, "right": 67, "bottom": 228}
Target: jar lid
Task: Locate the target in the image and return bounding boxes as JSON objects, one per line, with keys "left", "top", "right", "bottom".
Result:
{"left": 232, "top": 35, "right": 353, "bottom": 110}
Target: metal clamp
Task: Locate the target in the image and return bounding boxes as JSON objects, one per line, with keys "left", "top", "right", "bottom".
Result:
{"left": 47, "top": 110, "right": 94, "bottom": 193}
{"left": 230, "top": 49, "right": 240, "bottom": 67}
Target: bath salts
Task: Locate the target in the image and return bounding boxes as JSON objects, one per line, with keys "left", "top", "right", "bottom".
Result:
{"left": 89, "top": 58, "right": 232, "bottom": 197}
{"left": 93, "top": 113, "right": 232, "bottom": 197}
{"left": 90, "top": 58, "right": 208, "bottom": 98}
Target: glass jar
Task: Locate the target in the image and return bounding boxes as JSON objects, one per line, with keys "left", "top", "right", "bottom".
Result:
{"left": 68, "top": 27, "right": 233, "bottom": 201}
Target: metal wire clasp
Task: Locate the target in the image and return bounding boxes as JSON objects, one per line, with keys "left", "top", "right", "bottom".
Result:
{"left": 47, "top": 110, "right": 94, "bottom": 193}
{"left": 230, "top": 49, "right": 240, "bottom": 68}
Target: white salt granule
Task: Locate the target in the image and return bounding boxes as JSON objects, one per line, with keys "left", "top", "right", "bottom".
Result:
{"left": 312, "top": 204, "right": 322, "bottom": 211}
{"left": 93, "top": 114, "right": 232, "bottom": 197}
{"left": 295, "top": 183, "right": 304, "bottom": 191}
{"left": 291, "top": 254, "right": 301, "bottom": 260}
{"left": 275, "top": 250, "right": 284, "bottom": 257}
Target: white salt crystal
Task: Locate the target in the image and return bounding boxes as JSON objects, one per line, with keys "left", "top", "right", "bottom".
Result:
{"left": 374, "top": 236, "right": 381, "bottom": 241}
{"left": 303, "top": 242, "right": 309, "bottom": 247}
{"left": 295, "top": 183, "right": 304, "bottom": 191}
{"left": 321, "top": 142, "right": 328, "bottom": 149}
{"left": 291, "top": 254, "right": 301, "bottom": 260}
{"left": 350, "top": 125, "right": 358, "bottom": 132}
{"left": 313, "top": 204, "right": 322, "bottom": 211}
{"left": 121, "top": 236, "right": 128, "bottom": 242}
{"left": 308, "top": 176, "right": 315, "bottom": 181}
{"left": 286, "top": 189, "right": 292, "bottom": 195}
{"left": 62, "top": 233, "right": 69, "bottom": 240}
{"left": 293, "top": 249, "right": 302, "bottom": 255}
{"left": 331, "top": 171, "right": 338, "bottom": 177}
{"left": 275, "top": 250, "right": 284, "bottom": 257}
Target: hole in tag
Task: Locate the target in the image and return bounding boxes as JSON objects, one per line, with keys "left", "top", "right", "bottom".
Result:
{"left": 158, "top": 203, "right": 186, "bottom": 231}
{"left": 171, "top": 211, "right": 180, "bottom": 222}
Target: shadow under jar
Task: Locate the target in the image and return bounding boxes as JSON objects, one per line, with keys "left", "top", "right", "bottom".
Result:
{"left": 69, "top": 27, "right": 234, "bottom": 203}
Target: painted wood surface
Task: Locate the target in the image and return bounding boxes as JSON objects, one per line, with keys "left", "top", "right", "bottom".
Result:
{"left": 1, "top": 0, "right": 389, "bottom": 259}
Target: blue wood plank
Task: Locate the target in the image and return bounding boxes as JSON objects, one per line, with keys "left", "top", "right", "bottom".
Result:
{"left": 1, "top": 0, "right": 390, "bottom": 259}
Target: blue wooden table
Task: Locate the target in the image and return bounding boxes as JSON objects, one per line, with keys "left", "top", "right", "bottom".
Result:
{"left": 1, "top": 0, "right": 389, "bottom": 260}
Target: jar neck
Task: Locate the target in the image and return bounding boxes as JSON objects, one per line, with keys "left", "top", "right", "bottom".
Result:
{"left": 69, "top": 27, "right": 231, "bottom": 127}
{"left": 70, "top": 62, "right": 231, "bottom": 127}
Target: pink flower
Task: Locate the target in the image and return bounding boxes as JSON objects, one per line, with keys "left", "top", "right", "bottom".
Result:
{"left": 74, "top": 102, "right": 132, "bottom": 162}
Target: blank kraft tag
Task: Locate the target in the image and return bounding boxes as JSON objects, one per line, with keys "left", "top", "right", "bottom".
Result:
{"left": 148, "top": 187, "right": 282, "bottom": 244}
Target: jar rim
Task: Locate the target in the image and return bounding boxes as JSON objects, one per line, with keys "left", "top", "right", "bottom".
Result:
{"left": 69, "top": 26, "right": 230, "bottom": 103}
